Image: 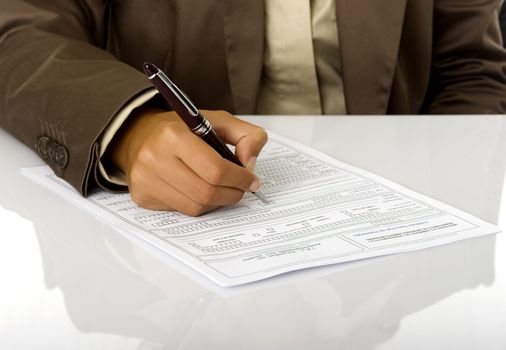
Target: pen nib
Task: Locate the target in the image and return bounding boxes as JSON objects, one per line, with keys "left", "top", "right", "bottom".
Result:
{"left": 253, "top": 191, "right": 270, "bottom": 205}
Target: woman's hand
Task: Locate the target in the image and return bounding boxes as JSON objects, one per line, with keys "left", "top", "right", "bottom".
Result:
{"left": 108, "top": 107, "right": 268, "bottom": 216}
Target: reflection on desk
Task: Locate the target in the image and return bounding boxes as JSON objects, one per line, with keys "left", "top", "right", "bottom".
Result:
{"left": 1, "top": 116, "right": 505, "bottom": 349}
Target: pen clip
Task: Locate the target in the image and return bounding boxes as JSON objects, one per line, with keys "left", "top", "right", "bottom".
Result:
{"left": 156, "top": 71, "right": 199, "bottom": 117}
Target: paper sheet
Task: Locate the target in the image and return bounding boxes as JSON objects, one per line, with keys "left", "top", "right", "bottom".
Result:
{"left": 22, "top": 132, "right": 501, "bottom": 287}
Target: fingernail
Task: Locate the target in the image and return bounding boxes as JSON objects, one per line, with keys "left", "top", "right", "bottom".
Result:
{"left": 249, "top": 179, "right": 260, "bottom": 192}
{"left": 246, "top": 157, "right": 257, "bottom": 171}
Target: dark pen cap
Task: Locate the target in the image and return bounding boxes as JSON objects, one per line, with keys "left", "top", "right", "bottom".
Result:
{"left": 143, "top": 62, "right": 159, "bottom": 76}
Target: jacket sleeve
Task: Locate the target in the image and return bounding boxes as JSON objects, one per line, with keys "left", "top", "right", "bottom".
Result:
{"left": 424, "top": 0, "right": 506, "bottom": 114}
{"left": 0, "top": 0, "right": 154, "bottom": 195}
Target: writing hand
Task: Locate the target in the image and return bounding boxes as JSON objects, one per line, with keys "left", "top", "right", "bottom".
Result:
{"left": 108, "top": 107, "right": 268, "bottom": 216}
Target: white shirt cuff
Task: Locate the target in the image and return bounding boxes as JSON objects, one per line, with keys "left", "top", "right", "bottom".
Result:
{"left": 98, "top": 89, "right": 159, "bottom": 186}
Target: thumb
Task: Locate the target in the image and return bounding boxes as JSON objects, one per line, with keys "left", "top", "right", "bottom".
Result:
{"left": 203, "top": 110, "right": 268, "bottom": 169}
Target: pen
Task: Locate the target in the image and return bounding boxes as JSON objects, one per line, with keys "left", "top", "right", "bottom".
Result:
{"left": 142, "top": 62, "right": 269, "bottom": 204}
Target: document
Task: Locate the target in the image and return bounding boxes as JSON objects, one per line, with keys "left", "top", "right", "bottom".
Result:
{"left": 22, "top": 132, "right": 501, "bottom": 287}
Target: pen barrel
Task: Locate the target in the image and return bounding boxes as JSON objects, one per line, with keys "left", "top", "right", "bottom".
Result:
{"left": 144, "top": 65, "right": 242, "bottom": 167}
{"left": 150, "top": 78, "right": 203, "bottom": 129}
{"left": 201, "top": 129, "right": 243, "bottom": 167}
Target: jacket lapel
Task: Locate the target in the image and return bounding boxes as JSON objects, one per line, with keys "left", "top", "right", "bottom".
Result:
{"left": 335, "top": 0, "right": 407, "bottom": 114}
{"left": 221, "top": 0, "right": 264, "bottom": 114}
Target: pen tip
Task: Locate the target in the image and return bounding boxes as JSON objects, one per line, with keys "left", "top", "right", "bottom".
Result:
{"left": 143, "top": 62, "right": 159, "bottom": 76}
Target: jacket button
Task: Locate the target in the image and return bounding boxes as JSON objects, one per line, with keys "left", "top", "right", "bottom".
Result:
{"left": 52, "top": 145, "right": 69, "bottom": 168}
{"left": 35, "top": 136, "right": 69, "bottom": 169}
{"left": 35, "top": 136, "right": 50, "bottom": 159}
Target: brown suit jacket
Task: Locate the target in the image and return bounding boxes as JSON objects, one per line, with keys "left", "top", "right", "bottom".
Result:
{"left": 0, "top": 0, "right": 505, "bottom": 196}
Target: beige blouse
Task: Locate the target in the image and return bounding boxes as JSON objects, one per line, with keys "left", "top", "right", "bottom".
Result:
{"left": 257, "top": 0, "right": 346, "bottom": 115}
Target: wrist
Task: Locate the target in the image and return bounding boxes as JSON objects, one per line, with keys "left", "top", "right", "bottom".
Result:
{"left": 106, "top": 106, "right": 169, "bottom": 174}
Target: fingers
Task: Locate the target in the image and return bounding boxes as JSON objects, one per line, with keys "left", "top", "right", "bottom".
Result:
{"left": 129, "top": 168, "right": 219, "bottom": 216}
{"left": 203, "top": 110, "right": 268, "bottom": 168}
{"left": 172, "top": 129, "right": 260, "bottom": 192}
{"left": 152, "top": 156, "right": 247, "bottom": 206}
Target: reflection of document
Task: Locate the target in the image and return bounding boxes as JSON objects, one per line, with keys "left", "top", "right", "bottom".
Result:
{"left": 22, "top": 133, "right": 501, "bottom": 287}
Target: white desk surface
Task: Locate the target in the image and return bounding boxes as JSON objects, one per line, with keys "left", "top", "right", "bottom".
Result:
{"left": 1, "top": 115, "right": 505, "bottom": 350}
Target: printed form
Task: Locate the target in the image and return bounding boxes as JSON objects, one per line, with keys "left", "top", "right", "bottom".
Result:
{"left": 22, "top": 133, "right": 501, "bottom": 287}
